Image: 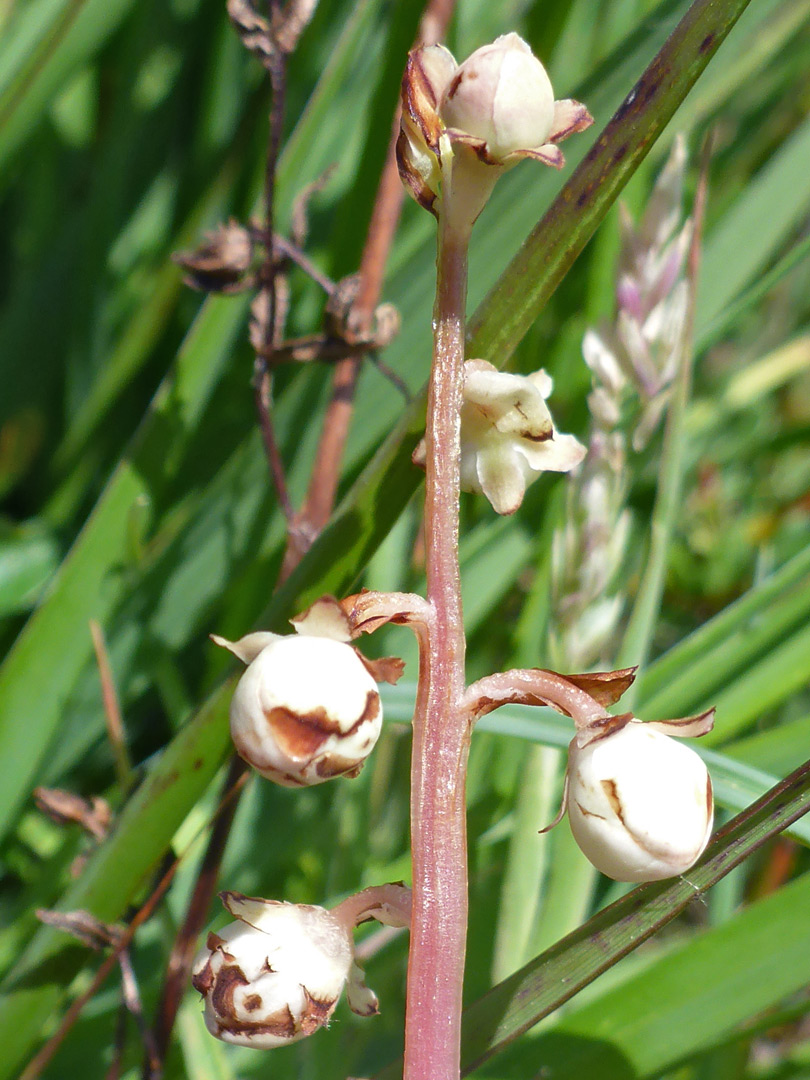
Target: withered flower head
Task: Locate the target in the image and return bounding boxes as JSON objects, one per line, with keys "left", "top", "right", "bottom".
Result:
{"left": 414, "top": 360, "right": 585, "bottom": 514}
{"left": 397, "top": 33, "right": 592, "bottom": 225}
{"left": 212, "top": 597, "right": 403, "bottom": 787}
{"left": 173, "top": 220, "right": 254, "bottom": 293}
{"left": 193, "top": 893, "right": 358, "bottom": 1049}
{"left": 193, "top": 884, "right": 411, "bottom": 1049}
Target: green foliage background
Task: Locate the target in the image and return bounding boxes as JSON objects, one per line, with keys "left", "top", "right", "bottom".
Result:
{"left": 1, "top": 0, "right": 809, "bottom": 1077}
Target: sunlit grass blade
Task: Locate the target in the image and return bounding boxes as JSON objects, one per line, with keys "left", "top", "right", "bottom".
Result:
{"left": 0, "top": 0, "right": 137, "bottom": 177}
{"left": 484, "top": 868, "right": 810, "bottom": 1079}
{"left": 638, "top": 543, "right": 810, "bottom": 720}
{"left": 0, "top": 682, "right": 234, "bottom": 1080}
{"left": 696, "top": 113, "right": 810, "bottom": 333}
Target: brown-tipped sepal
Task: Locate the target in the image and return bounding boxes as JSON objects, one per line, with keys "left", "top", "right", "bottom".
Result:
{"left": 564, "top": 667, "right": 638, "bottom": 709}
{"left": 396, "top": 44, "right": 456, "bottom": 215}
{"left": 290, "top": 594, "right": 353, "bottom": 642}
{"left": 192, "top": 895, "right": 354, "bottom": 1048}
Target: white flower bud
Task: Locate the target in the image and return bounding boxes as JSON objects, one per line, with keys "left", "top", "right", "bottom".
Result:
{"left": 192, "top": 893, "right": 355, "bottom": 1048}
{"left": 396, "top": 35, "right": 592, "bottom": 225}
{"left": 439, "top": 33, "right": 555, "bottom": 161}
{"left": 566, "top": 718, "right": 713, "bottom": 882}
{"left": 225, "top": 634, "right": 382, "bottom": 787}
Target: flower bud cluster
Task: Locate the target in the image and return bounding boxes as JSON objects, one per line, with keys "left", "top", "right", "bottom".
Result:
{"left": 560, "top": 710, "right": 714, "bottom": 882}
{"left": 397, "top": 33, "right": 591, "bottom": 228}
{"left": 213, "top": 596, "right": 403, "bottom": 787}
{"left": 414, "top": 360, "right": 585, "bottom": 515}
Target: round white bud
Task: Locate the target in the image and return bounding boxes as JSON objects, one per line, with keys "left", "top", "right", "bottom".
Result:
{"left": 439, "top": 33, "right": 555, "bottom": 161}
{"left": 566, "top": 720, "right": 713, "bottom": 882}
{"left": 229, "top": 635, "right": 382, "bottom": 787}
{"left": 192, "top": 895, "right": 353, "bottom": 1048}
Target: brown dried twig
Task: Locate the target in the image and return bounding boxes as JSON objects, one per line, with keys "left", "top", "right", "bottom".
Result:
{"left": 90, "top": 620, "right": 132, "bottom": 788}
{"left": 33, "top": 787, "right": 111, "bottom": 843}
{"left": 289, "top": 0, "right": 454, "bottom": 560}
{"left": 150, "top": 755, "right": 249, "bottom": 1068}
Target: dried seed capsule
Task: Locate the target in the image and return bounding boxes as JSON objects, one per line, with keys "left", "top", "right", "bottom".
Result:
{"left": 227, "top": 634, "right": 382, "bottom": 787}
{"left": 566, "top": 719, "right": 713, "bottom": 882}
{"left": 192, "top": 893, "right": 354, "bottom": 1049}
{"left": 192, "top": 884, "right": 411, "bottom": 1049}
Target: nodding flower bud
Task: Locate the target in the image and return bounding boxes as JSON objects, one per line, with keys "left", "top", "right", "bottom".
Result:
{"left": 440, "top": 33, "right": 556, "bottom": 162}
{"left": 192, "top": 885, "right": 411, "bottom": 1049}
{"left": 565, "top": 714, "right": 714, "bottom": 882}
{"left": 212, "top": 596, "right": 403, "bottom": 787}
{"left": 397, "top": 33, "right": 592, "bottom": 227}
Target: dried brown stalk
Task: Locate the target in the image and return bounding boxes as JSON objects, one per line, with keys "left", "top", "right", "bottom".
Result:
{"left": 150, "top": 754, "right": 249, "bottom": 1069}
{"left": 90, "top": 620, "right": 132, "bottom": 788}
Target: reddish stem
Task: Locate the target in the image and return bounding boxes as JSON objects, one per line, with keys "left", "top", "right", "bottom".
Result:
{"left": 331, "top": 883, "right": 412, "bottom": 931}
{"left": 462, "top": 669, "right": 610, "bottom": 728}
{"left": 404, "top": 213, "right": 470, "bottom": 1080}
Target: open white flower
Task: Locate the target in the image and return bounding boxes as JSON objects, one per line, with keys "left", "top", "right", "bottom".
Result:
{"left": 212, "top": 596, "right": 403, "bottom": 787}
{"left": 413, "top": 360, "right": 585, "bottom": 515}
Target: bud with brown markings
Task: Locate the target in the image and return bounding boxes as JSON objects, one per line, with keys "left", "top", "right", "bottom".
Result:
{"left": 212, "top": 596, "right": 403, "bottom": 787}
{"left": 565, "top": 712, "right": 715, "bottom": 882}
{"left": 192, "top": 885, "right": 411, "bottom": 1049}
{"left": 192, "top": 893, "right": 358, "bottom": 1049}
{"left": 397, "top": 33, "right": 592, "bottom": 228}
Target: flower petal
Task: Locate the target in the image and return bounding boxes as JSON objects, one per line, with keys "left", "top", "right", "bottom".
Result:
{"left": 476, "top": 443, "right": 527, "bottom": 515}
{"left": 402, "top": 44, "right": 457, "bottom": 151}
{"left": 504, "top": 143, "right": 564, "bottom": 169}
{"left": 519, "top": 431, "right": 586, "bottom": 473}
{"left": 645, "top": 708, "right": 715, "bottom": 739}
{"left": 396, "top": 128, "right": 439, "bottom": 215}
{"left": 547, "top": 98, "right": 594, "bottom": 143}
{"left": 445, "top": 128, "right": 502, "bottom": 166}
{"left": 464, "top": 361, "right": 553, "bottom": 440}
{"left": 211, "top": 631, "right": 280, "bottom": 664}
{"left": 345, "top": 960, "right": 380, "bottom": 1017}
{"left": 291, "top": 595, "right": 352, "bottom": 642}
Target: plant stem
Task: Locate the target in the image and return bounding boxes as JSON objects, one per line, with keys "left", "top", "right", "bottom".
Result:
{"left": 403, "top": 211, "right": 470, "bottom": 1080}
